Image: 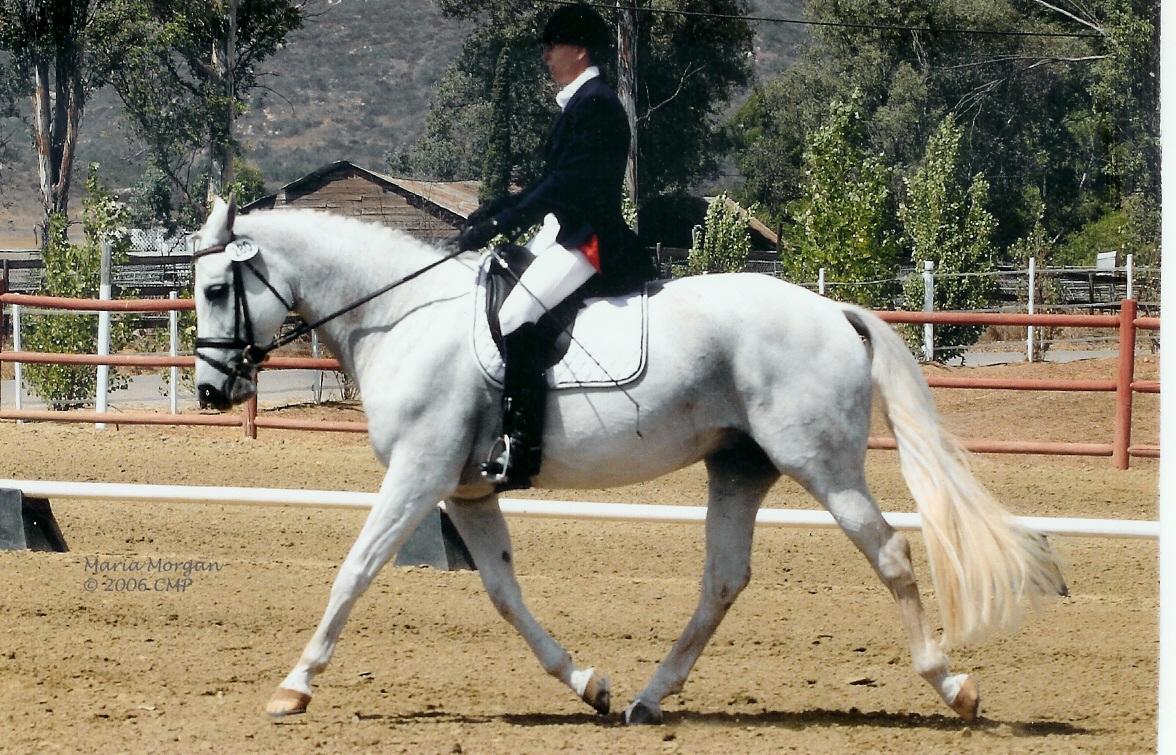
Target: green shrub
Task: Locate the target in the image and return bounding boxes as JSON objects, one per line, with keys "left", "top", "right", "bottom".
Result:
{"left": 786, "top": 95, "right": 898, "bottom": 308}
{"left": 685, "top": 193, "right": 752, "bottom": 275}
{"left": 23, "top": 166, "right": 138, "bottom": 409}
{"left": 899, "top": 117, "right": 999, "bottom": 363}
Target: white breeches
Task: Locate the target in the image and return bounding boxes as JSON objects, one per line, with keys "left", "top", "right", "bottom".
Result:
{"left": 499, "top": 214, "right": 597, "bottom": 336}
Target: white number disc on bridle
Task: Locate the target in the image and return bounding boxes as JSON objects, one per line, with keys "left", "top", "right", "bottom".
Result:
{"left": 226, "top": 238, "right": 259, "bottom": 262}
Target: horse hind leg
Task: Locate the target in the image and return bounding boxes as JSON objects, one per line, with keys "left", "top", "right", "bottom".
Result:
{"left": 444, "top": 494, "right": 611, "bottom": 715}
{"left": 625, "top": 437, "right": 778, "bottom": 725}
{"left": 816, "top": 473, "right": 980, "bottom": 721}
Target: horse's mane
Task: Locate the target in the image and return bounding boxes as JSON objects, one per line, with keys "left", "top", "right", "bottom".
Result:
{"left": 238, "top": 207, "right": 451, "bottom": 260}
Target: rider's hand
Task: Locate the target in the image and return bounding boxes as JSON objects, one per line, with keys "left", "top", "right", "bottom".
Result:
{"left": 467, "top": 196, "right": 513, "bottom": 227}
{"left": 456, "top": 219, "right": 499, "bottom": 251}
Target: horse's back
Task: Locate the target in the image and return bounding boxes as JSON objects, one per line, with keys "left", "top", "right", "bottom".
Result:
{"left": 647, "top": 273, "right": 868, "bottom": 374}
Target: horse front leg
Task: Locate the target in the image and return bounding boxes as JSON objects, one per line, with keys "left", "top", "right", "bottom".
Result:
{"left": 444, "top": 495, "right": 611, "bottom": 714}
{"left": 265, "top": 464, "right": 454, "bottom": 717}
{"left": 625, "top": 443, "right": 777, "bottom": 724}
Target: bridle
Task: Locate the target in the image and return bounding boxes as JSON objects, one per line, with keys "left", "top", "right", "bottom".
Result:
{"left": 191, "top": 233, "right": 466, "bottom": 387}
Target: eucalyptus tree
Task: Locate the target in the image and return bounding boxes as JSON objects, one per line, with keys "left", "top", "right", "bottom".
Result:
{"left": 0, "top": 0, "right": 134, "bottom": 238}
{"left": 102, "top": 0, "right": 303, "bottom": 220}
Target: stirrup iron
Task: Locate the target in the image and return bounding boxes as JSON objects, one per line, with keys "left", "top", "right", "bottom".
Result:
{"left": 480, "top": 435, "right": 513, "bottom": 485}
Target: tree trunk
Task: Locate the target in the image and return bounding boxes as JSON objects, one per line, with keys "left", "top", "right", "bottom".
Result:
{"left": 617, "top": 0, "right": 639, "bottom": 230}
{"left": 30, "top": 46, "right": 85, "bottom": 245}
{"left": 208, "top": 0, "right": 239, "bottom": 203}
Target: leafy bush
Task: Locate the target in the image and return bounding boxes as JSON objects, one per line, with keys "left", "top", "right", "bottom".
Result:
{"left": 1057, "top": 193, "right": 1160, "bottom": 269}
{"left": 23, "top": 166, "right": 138, "bottom": 409}
{"left": 786, "top": 95, "right": 898, "bottom": 308}
{"left": 899, "top": 117, "right": 998, "bottom": 363}
{"left": 685, "top": 193, "right": 751, "bottom": 275}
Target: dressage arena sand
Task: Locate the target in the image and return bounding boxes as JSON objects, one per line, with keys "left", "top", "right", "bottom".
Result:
{"left": 0, "top": 357, "right": 1159, "bottom": 753}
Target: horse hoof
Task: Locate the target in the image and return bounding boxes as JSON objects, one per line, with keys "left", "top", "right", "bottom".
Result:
{"left": 624, "top": 700, "right": 663, "bottom": 725}
{"left": 949, "top": 675, "right": 980, "bottom": 722}
{"left": 266, "top": 687, "right": 311, "bottom": 718}
{"left": 580, "top": 670, "right": 611, "bottom": 715}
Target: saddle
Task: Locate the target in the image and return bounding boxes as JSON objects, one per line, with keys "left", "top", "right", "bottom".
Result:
{"left": 472, "top": 247, "right": 649, "bottom": 389}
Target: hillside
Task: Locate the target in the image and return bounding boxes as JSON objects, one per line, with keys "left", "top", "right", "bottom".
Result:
{"left": 0, "top": 0, "right": 806, "bottom": 244}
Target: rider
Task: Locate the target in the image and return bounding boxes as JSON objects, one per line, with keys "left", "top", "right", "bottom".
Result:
{"left": 456, "top": 3, "right": 656, "bottom": 491}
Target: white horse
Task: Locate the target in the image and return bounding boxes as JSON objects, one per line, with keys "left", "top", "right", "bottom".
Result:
{"left": 192, "top": 197, "right": 1065, "bottom": 725}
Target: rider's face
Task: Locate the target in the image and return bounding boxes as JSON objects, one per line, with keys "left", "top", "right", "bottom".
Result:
{"left": 542, "top": 42, "right": 588, "bottom": 87}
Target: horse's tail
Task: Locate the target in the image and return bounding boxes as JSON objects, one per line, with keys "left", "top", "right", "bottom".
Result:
{"left": 841, "top": 306, "right": 1066, "bottom": 646}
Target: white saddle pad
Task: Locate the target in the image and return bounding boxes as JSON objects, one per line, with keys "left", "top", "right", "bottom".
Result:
{"left": 472, "top": 256, "right": 648, "bottom": 389}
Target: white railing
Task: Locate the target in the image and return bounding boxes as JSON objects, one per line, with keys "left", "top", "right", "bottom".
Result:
{"left": 0, "top": 479, "right": 1159, "bottom": 540}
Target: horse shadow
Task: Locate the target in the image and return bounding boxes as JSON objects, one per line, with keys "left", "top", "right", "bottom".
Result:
{"left": 367, "top": 707, "right": 1096, "bottom": 738}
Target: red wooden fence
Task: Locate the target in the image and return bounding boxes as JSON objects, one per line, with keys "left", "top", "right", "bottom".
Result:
{"left": 0, "top": 291, "right": 1160, "bottom": 468}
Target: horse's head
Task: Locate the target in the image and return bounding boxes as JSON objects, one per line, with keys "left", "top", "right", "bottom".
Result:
{"left": 192, "top": 196, "right": 294, "bottom": 410}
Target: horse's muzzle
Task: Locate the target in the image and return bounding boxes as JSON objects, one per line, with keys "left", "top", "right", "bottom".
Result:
{"left": 197, "top": 383, "right": 234, "bottom": 411}
{"left": 197, "top": 373, "right": 255, "bottom": 410}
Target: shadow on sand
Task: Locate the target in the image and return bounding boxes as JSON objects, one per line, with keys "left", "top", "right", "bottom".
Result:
{"left": 360, "top": 706, "right": 1096, "bottom": 738}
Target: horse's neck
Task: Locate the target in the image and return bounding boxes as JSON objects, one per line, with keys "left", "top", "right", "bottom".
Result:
{"left": 251, "top": 215, "right": 471, "bottom": 376}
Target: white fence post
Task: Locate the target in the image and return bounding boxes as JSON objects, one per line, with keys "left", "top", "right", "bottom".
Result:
{"left": 311, "top": 330, "right": 323, "bottom": 404}
{"left": 12, "top": 303, "right": 22, "bottom": 419}
{"left": 922, "top": 261, "right": 934, "bottom": 362}
{"left": 95, "top": 240, "right": 113, "bottom": 429}
{"left": 1126, "top": 253, "right": 1134, "bottom": 300}
{"left": 169, "top": 291, "right": 179, "bottom": 414}
{"left": 1027, "top": 257, "right": 1037, "bottom": 363}
{"left": 818, "top": 267, "right": 826, "bottom": 296}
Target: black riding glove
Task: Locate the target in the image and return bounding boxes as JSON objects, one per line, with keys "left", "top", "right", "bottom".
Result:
{"left": 456, "top": 219, "right": 499, "bottom": 251}
{"left": 467, "top": 195, "right": 515, "bottom": 226}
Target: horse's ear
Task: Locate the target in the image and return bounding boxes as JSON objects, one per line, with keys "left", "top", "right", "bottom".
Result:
{"left": 226, "top": 193, "right": 238, "bottom": 231}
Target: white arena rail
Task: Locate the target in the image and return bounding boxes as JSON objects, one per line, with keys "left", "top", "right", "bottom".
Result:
{"left": 0, "top": 479, "right": 1158, "bottom": 540}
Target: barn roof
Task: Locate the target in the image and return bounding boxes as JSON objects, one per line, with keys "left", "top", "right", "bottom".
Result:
{"left": 242, "top": 160, "right": 481, "bottom": 220}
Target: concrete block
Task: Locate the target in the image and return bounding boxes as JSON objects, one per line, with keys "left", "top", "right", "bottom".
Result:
{"left": 0, "top": 489, "right": 68, "bottom": 552}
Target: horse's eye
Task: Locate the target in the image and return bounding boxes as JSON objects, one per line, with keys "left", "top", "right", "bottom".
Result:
{"left": 205, "top": 283, "right": 230, "bottom": 302}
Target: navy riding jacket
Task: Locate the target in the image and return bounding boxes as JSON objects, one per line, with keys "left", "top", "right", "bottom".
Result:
{"left": 492, "top": 76, "right": 655, "bottom": 293}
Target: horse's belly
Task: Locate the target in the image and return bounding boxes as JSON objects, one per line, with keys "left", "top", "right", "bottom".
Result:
{"left": 533, "top": 399, "right": 732, "bottom": 489}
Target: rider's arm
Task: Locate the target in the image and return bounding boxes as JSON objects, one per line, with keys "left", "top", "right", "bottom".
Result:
{"left": 493, "top": 90, "right": 629, "bottom": 238}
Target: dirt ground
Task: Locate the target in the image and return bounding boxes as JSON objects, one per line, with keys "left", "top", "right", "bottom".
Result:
{"left": 0, "top": 357, "right": 1160, "bottom": 753}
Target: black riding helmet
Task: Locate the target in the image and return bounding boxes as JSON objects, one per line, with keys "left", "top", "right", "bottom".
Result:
{"left": 541, "top": 3, "right": 613, "bottom": 58}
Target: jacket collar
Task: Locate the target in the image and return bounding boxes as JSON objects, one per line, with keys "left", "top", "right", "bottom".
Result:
{"left": 555, "top": 66, "right": 600, "bottom": 110}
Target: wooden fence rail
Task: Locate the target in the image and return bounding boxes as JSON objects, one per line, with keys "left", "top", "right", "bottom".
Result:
{"left": 0, "top": 291, "right": 1160, "bottom": 468}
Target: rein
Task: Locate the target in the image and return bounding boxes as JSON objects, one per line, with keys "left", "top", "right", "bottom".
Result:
{"left": 192, "top": 236, "right": 466, "bottom": 377}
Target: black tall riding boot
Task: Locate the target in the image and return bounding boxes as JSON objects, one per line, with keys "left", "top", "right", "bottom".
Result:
{"left": 481, "top": 322, "right": 548, "bottom": 491}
